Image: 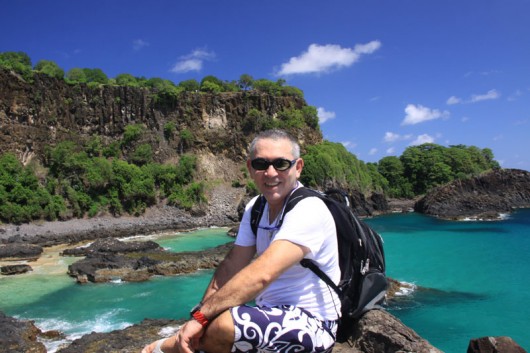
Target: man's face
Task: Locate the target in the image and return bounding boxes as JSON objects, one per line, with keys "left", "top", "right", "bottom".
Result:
{"left": 247, "top": 137, "right": 303, "bottom": 210}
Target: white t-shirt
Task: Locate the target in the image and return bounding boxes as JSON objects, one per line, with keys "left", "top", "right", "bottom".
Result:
{"left": 236, "top": 191, "right": 341, "bottom": 321}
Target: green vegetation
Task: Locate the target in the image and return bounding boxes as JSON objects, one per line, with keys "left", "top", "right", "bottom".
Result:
{"left": 0, "top": 52, "right": 304, "bottom": 100}
{"left": 0, "top": 50, "right": 502, "bottom": 221}
{"left": 0, "top": 127, "right": 205, "bottom": 224}
{"left": 301, "top": 141, "right": 499, "bottom": 199}
{"left": 301, "top": 141, "right": 383, "bottom": 193}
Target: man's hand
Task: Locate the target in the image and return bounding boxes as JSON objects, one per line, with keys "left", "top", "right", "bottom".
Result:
{"left": 140, "top": 320, "right": 204, "bottom": 353}
{"left": 174, "top": 319, "right": 205, "bottom": 353}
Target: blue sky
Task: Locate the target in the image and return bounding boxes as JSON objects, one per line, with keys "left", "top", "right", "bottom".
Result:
{"left": 2, "top": 0, "right": 529, "bottom": 170}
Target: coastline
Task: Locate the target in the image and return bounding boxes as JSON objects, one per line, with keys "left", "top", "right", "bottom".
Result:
{"left": 0, "top": 184, "right": 244, "bottom": 246}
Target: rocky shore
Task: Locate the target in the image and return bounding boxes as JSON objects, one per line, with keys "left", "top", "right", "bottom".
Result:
{"left": 2, "top": 178, "right": 530, "bottom": 352}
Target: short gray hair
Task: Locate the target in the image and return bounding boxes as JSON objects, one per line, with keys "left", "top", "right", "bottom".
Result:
{"left": 248, "top": 129, "right": 300, "bottom": 160}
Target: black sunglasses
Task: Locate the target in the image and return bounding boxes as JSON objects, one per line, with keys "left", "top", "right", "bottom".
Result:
{"left": 251, "top": 158, "right": 298, "bottom": 171}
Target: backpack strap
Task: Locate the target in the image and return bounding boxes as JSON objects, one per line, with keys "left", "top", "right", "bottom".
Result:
{"left": 250, "top": 195, "right": 266, "bottom": 236}
{"left": 300, "top": 258, "right": 341, "bottom": 296}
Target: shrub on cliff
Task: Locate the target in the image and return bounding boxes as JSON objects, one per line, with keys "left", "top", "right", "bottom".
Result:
{"left": 33, "top": 60, "right": 64, "bottom": 79}
{"left": 0, "top": 51, "right": 33, "bottom": 81}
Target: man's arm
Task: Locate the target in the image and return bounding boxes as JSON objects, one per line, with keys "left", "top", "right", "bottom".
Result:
{"left": 201, "top": 244, "right": 256, "bottom": 302}
{"left": 199, "top": 239, "right": 309, "bottom": 320}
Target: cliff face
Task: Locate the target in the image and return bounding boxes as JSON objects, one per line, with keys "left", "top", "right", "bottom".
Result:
{"left": 415, "top": 168, "right": 530, "bottom": 219}
{"left": 0, "top": 69, "right": 322, "bottom": 167}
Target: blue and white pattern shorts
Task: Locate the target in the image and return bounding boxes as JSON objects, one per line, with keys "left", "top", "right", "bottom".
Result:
{"left": 230, "top": 305, "right": 337, "bottom": 353}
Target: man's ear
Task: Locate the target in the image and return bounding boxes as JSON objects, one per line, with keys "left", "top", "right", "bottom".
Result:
{"left": 295, "top": 158, "right": 304, "bottom": 177}
{"left": 246, "top": 159, "right": 253, "bottom": 175}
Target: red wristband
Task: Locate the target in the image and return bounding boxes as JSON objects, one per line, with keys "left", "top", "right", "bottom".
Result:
{"left": 192, "top": 310, "right": 209, "bottom": 327}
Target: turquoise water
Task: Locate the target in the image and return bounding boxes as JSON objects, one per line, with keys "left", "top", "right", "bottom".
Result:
{"left": 1, "top": 212, "right": 529, "bottom": 352}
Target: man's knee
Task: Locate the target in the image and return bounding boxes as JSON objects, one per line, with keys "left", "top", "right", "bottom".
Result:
{"left": 199, "top": 310, "right": 234, "bottom": 353}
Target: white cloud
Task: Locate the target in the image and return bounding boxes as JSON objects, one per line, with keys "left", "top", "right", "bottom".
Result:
{"left": 317, "top": 107, "right": 336, "bottom": 124}
{"left": 449, "top": 89, "right": 501, "bottom": 105}
{"left": 341, "top": 141, "right": 357, "bottom": 149}
{"left": 386, "top": 147, "right": 395, "bottom": 154}
{"left": 383, "top": 132, "right": 413, "bottom": 143}
{"left": 383, "top": 132, "right": 400, "bottom": 142}
{"left": 369, "top": 148, "right": 378, "bottom": 155}
{"left": 402, "top": 104, "right": 449, "bottom": 125}
{"left": 277, "top": 41, "right": 381, "bottom": 76}
{"left": 410, "top": 134, "right": 435, "bottom": 145}
{"left": 446, "top": 96, "right": 462, "bottom": 105}
{"left": 133, "top": 39, "right": 149, "bottom": 51}
{"left": 171, "top": 48, "right": 216, "bottom": 73}
{"left": 470, "top": 89, "right": 500, "bottom": 103}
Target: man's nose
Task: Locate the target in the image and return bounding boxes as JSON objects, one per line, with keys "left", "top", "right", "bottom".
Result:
{"left": 264, "top": 165, "right": 278, "bottom": 175}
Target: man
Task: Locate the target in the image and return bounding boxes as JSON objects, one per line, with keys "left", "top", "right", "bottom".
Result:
{"left": 143, "top": 129, "right": 340, "bottom": 353}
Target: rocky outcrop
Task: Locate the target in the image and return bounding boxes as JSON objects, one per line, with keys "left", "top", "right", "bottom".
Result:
{"left": 414, "top": 169, "right": 530, "bottom": 220}
{"left": 51, "top": 310, "right": 442, "bottom": 353}
{"left": 467, "top": 336, "right": 527, "bottom": 353}
{"left": 66, "top": 239, "right": 233, "bottom": 283}
{"left": 0, "top": 312, "right": 46, "bottom": 353}
{"left": 0, "top": 243, "right": 42, "bottom": 260}
{"left": 0, "top": 264, "right": 32, "bottom": 275}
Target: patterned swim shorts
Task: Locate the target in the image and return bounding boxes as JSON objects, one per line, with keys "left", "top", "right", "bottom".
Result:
{"left": 230, "top": 305, "right": 337, "bottom": 353}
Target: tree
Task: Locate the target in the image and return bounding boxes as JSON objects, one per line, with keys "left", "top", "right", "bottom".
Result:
{"left": 34, "top": 60, "right": 64, "bottom": 79}
{"left": 178, "top": 79, "right": 200, "bottom": 92}
{"left": 66, "top": 68, "right": 87, "bottom": 83}
{"left": 115, "top": 73, "right": 139, "bottom": 86}
{"left": 83, "top": 68, "right": 108, "bottom": 84}
{"left": 238, "top": 74, "right": 254, "bottom": 90}
{"left": 200, "top": 80, "right": 222, "bottom": 93}
{"left": 0, "top": 51, "right": 33, "bottom": 80}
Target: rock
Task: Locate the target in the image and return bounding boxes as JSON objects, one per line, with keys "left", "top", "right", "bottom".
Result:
{"left": 0, "top": 243, "right": 43, "bottom": 260}
{"left": 54, "top": 310, "right": 441, "bottom": 353}
{"left": 467, "top": 336, "right": 527, "bottom": 353}
{"left": 1, "top": 264, "right": 32, "bottom": 275}
{"left": 61, "top": 237, "right": 162, "bottom": 256}
{"left": 0, "top": 312, "right": 46, "bottom": 353}
{"left": 67, "top": 242, "right": 233, "bottom": 283}
{"left": 415, "top": 169, "right": 530, "bottom": 220}
{"left": 55, "top": 318, "right": 182, "bottom": 353}
{"left": 333, "top": 309, "right": 442, "bottom": 353}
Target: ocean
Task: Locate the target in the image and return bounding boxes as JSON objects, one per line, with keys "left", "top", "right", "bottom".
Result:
{"left": 1, "top": 211, "right": 529, "bottom": 353}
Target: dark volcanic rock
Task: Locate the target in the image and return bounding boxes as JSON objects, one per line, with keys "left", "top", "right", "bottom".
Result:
{"left": 54, "top": 310, "right": 442, "bottom": 353}
{"left": 1, "top": 264, "right": 32, "bottom": 275}
{"left": 334, "top": 309, "right": 442, "bottom": 353}
{"left": 0, "top": 243, "right": 43, "bottom": 260}
{"left": 0, "top": 312, "right": 46, "bottom": 353}
{"left": 67, "top": 241, "right": 233, "bottom": 283}
{"left": 415, "top": 169, "right": 530, "bottom": 219}
{"left": 467, "top": 336, "right": 527, "bottom": 353}
{"left": 61, "top": 237, "right": 162, "bottom": 256}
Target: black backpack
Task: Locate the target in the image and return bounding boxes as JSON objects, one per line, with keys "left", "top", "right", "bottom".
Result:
{"left": 250, "top": 187, "right": 388, "bottom": 342}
